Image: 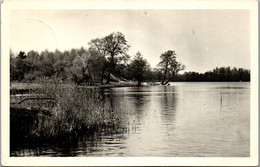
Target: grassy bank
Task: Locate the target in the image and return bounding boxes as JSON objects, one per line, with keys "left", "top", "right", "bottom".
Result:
{"left": 10, "top": 78, "right": 132, "bottom": 141}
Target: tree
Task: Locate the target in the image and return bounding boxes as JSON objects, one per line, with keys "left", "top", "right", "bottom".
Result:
{"left": 39, "top": 50, "right": 55, "bottom": 77}
{"left": 14, "top": 51, "right": 35, "bottom": 81}
{"left": 89, "top": 32, "right": 130, "bottom": 83}
{"left": 10, "top": 50, "right": 20, "bottom": 81}
{"left": 18, "top": 51, "right": 26, "bottom": 59}
{"left": 67, "top": 47, "right": 107, "bottom": 85}
{"left": 158, "top": 50, "right": 185, "bottom": 85}
{"left": 128, "top": 52, "right": 149, "bottom": 86}
{"left": 67, "top": 48, "right": 89, "bottom": 85}
{"left": 87, "top": 48, "right": 107, "bottom": 84}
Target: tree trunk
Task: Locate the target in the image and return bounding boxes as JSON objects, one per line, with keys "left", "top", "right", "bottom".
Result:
{"left": 106, "top": 71, "right": 111, "bottom": 84}
{"left": 137, "top": 81, "right": 142, "bottom": 87}
{"left": 90, "top": 72, "right": 95, "bottom": 86}
{"left": 161, "top": 62, "right": 168, "bottom": 85}
{"left": 163, "top": 73, "right": 175, "bottom": 85}
{"left": 106, "top": 55, "right": 115, "bottom": 84}
{"left": 100, "top": 69, "right": 105, "bottom": 84}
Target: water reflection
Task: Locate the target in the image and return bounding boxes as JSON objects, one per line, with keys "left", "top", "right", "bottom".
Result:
{"left": 103, "top": 86, "right": 179, "bottom": 156}
{"left": 10, "top": 82, "right": 250, "bottom": 157}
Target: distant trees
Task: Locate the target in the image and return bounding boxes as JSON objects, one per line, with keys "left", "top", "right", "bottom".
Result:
{"left": 10, "top": 50, "right": 23, "bottom": 81}
{"left": 10, "top": 51, "right": 35, "bottom": 81}
{"left": 158, "top": 50, "right": 185, "bottom": 85}
{"left": 174, "top": 67, "right": 250, "bottom": 82}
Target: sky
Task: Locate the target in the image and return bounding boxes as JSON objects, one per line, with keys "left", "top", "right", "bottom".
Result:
{"left": 10, "top": 10, "right": 250, "bottom": 73}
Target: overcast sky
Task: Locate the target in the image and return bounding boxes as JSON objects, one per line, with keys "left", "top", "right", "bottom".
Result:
{"left": 10, "top": 10, "right": 250, "bottom": 73}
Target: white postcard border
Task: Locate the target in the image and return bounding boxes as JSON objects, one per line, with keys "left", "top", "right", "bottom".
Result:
{"left": 1, "top": 0, "right": 258, "bottom": 166}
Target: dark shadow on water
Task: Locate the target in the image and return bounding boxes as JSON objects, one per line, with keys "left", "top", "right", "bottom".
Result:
{"left": 10, "top": 102, "right": 127, "bottom": 157}
{"left": 10, "top": 118, "right": 125, "bottom": 157}
{"left": 161, "top": 86, "right": 178, "bottom": 124}
{"left": 107, "top": 86, "right": 179, "bottom": 133}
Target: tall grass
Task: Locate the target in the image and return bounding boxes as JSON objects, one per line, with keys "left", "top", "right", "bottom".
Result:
{"left": 25, "top": 78, "right": 130, "bottom": 139}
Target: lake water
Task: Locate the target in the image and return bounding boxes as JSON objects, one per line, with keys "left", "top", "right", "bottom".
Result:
{"left": 11, "top": 82, "right": 250, "bottom": 157}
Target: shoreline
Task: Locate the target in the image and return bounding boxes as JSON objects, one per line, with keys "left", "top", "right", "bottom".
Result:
{"left": 10, "top": 81, "right": 250, "bottom": 92}
{"left": 10, "top": 81, "right": 159, "bottom": 92}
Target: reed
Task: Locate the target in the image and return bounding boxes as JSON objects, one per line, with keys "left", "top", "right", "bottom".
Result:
{"left": 20, "top": 78, "right": 130, "bottom": 139}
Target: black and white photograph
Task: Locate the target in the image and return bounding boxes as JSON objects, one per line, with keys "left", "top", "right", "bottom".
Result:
{"left": 1, "top": 0, "right": 258, "bottom": 166}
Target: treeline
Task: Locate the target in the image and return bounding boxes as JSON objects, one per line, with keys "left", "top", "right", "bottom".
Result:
{"left": 10, "top": 32, "right": 184, "bottom": 85}
{"left": 10, "top": 48, "right": 154, "bottom": 85}
{"left": 173, "top": 67, "right": 250, "bottom": 82}
{"left": 10, "top": 32, "right": 250, "bottom": 85}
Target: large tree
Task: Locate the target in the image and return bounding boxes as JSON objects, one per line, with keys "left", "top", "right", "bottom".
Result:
{"left": 158, "top": 50, "right": 185, "bottom": 85}
{"left": 128, "top": 52, "right": 150, "bottom": 86}
{"left": 89, "top": 32, "right": 130, "bottom": 84}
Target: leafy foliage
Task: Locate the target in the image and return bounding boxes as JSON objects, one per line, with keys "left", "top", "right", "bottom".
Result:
{"left": 89, "top": 32, "right": 130, "bottom": 83}
{"left": 127, "top": 52, "right": 150, "bottom": 86}
{"left": 10, "top": 32, "right": 249, "bottom": 84}
{"left": 158, "top": 50, "right": 185, "bottom": 85}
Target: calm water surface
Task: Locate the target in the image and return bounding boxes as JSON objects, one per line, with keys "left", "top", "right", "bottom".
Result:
{"left": 12, "top": 82, "right": 250, "bottom": 157}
